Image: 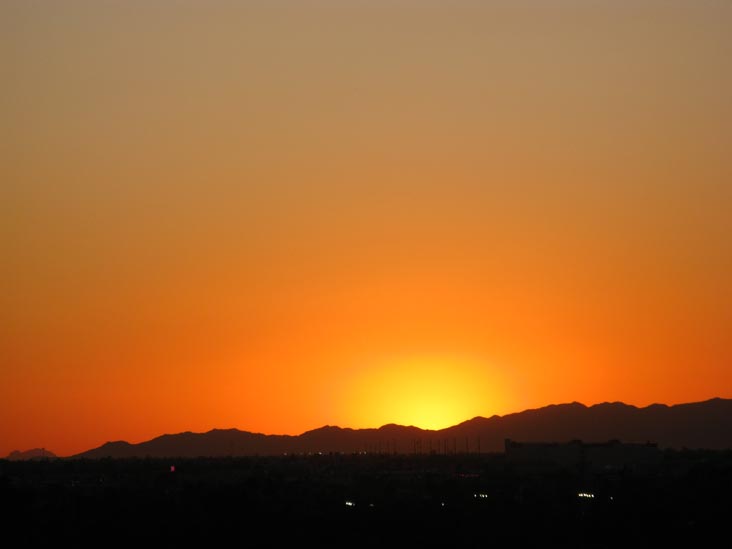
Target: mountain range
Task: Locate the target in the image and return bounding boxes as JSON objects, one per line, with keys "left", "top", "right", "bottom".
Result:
{"left": 64, "top": 397, "right": 732, "bottom": 459}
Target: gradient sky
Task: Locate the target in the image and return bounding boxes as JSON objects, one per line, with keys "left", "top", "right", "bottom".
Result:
{"left": 2, "top": 1, "right": 731, "bottom": 457}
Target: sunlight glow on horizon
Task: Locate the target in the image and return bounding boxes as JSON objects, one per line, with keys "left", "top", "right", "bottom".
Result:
{"left": 342, "top": 354, "right": 508, "bottom": 431}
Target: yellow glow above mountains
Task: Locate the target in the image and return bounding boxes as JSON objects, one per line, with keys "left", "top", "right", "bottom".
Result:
{"left": 343, "top": 354, "right": 505, "bottom": 431}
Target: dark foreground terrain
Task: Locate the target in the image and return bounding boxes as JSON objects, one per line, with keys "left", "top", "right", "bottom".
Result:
{"left": 2, "top": 451, "right": 731, "bottom": 547}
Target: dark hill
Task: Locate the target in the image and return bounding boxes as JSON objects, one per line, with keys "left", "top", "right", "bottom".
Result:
{"left": 72, "top": 397, "right": 732, "bottom": 458}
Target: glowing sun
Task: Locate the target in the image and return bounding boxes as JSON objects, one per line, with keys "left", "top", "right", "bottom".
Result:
{"left": 343, "top": 354, "right": 502, "bottom": 430}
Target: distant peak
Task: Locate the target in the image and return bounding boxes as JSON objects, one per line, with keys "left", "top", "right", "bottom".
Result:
{"left": 529, "top": 401, "right": 588, "bottom": 412}
{"left": 591, "top": 401, "right": 635, "bottom": 409}
{"left": 6, "top": 448, "right": 57, "bottom": 461}
{"left": 378, "top": 423, "right": 403, "bottom": 429}
{"left": 454, "top": 416, "right": 489, "bottom": 427}
{"left": 378, "top": 423, "right": 426, "bottom": 433}
{"left": 302, "top": 425, "right": 343, "bottom": 435}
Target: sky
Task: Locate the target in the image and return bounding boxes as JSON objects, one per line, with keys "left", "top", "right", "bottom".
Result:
{"left": 2, "top": 1, "right": 731, "bottom": 457}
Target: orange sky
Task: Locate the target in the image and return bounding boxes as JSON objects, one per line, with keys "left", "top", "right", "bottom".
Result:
{"left": 2, "top": 1, "right": 731, "bottom": 457}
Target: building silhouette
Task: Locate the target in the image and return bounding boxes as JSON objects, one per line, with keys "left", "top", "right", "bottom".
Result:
{"left": 505, "top": 438, "right": 660, "bottom": 470}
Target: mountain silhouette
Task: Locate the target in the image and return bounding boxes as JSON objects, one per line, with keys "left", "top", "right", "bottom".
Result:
{"left": 6, "top": 448, "right": 57, "bottom": 461}
{"left": 72, "top": 397, "right": 732, "bottom": 458}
